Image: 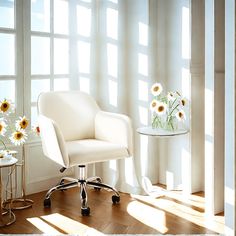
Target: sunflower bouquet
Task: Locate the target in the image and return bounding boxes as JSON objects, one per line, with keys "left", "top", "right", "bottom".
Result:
{"left": 0, "top": 99, "right": 29, "bottom": 158}
{"left": 150, "top": 82, "right": 188, "bottom": 131}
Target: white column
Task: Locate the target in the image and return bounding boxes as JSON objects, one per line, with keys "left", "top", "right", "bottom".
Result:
{"left": 225, "top": 0, "right": 236, "bottom": 234}
{"left": 205, "top": 0, "right": 225, "bottom": 215}
{"left": 189, "top": 0, "right": 205, "bottom": 194}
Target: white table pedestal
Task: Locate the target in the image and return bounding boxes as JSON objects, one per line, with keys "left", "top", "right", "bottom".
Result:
{"left": 137, "top": 126, "right": 189, "bottom": 196}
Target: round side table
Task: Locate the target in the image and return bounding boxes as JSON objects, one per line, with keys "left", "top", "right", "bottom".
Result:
{"left": 137, "top": 126, "right": 189, "bottom": 196}
{"left": 2, "top": 149, "right": 33, "bottom": 210}
{"left": 137, "top": 126, "right": 188, "bottom": 137}
{"left": 0, "top": 156, "right": 18, "bottom": 227}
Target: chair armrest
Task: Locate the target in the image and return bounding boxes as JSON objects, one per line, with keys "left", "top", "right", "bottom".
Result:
{"left": 38, "top": 115, "right": 69, "bottom": 167}
{"left": 95, "top": 111, "right": 133, "bottom": 156}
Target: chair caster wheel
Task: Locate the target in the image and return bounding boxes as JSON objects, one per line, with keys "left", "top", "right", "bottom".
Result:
{"left": 81, "top": 207, "right": 90, "bottom": 216}
{"left": 44, "top": 198, "right": 51, "bottom": 208}
{"left": 112, "top": 195, "right": 120, "bottom": 204}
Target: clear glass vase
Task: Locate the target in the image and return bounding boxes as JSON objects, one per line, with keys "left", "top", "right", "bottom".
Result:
{"left": 163, "top": 120, "right": 178, "bottom": 131}
{"left": 151, "top": 115, "right": 178, "bottom": 131}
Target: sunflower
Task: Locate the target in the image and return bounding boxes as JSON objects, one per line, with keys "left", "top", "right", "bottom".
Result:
{"left": 176, "top": 110, "right": 186, "bottom": 121}
{"left": 16, "top": 116, "right": 29, "bottom": 130}
{"left": 151, "top": 83, "right": 163, "bottom": 97}
{"left": 0, "top": 119, "right": 7, "bottom": 136}
{"left": 0, "top": 99, "right": 11, "bottom": 113}
{"left": 155, "top": 101, "right": 167, "bottom": 116}
{"left": 150, "top": 99, "right": 158, "bottom": 111}
{"left": 10, "top": 129, "right": 27, "bottom": 146}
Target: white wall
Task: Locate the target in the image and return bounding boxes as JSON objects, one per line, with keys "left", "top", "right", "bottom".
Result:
{"left": 24, "top": 143, "right": 73, "bottom": 195}
{"left": 0, "top": 142, "right": 74, "bottom": 198}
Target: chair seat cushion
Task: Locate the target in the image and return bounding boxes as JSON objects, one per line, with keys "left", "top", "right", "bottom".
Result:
{"left": 66, "top": 139, "right": 129, "bottom": 167}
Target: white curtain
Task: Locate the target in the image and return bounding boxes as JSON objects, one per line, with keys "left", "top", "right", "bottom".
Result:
{"left": 84, "top": 0, "right": 196, "bottom": 195}
{"left": 85, "top": 0, "right": 160, "bottom": 194}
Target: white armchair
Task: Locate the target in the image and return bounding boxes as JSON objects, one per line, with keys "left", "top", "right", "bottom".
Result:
{"left": 37, "top": 91, "right": 133, "bottom": 216}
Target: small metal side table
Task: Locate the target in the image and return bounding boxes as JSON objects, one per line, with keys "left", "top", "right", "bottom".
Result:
{"left": 0, "top": 156, "right": 18, "bottom": 227}
{"left": 136, "top": 126, "right": 189, "bottom": 196}
{"left": 2, "top": 149, "right": 33, "bottom": 210}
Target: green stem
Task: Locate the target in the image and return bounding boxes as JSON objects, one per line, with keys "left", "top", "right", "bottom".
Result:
{"left": 0, "top": 139, "right": 7, "bottom": 150}
{"left": 152, "top": 115, "right": 161, "bottom": 129}
{"left": 169, "top": 103, "right": 180, "bottom": 117}
{"left": 153, "top": 115, "right": 158, "bottom": 124}
{"left": 170, "top": 98, "right": 177, "bottom": 109}
{"left": 152, "top": 115, "right": 158, "bottom": 128}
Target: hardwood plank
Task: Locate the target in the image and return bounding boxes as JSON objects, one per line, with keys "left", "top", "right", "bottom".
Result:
{"left": 0, "top": 187, "right": 224, "bottom": 234}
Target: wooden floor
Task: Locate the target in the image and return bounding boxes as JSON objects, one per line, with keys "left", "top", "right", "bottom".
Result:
{"left": 0, "top": 187, "right": 225, "bottom": 234}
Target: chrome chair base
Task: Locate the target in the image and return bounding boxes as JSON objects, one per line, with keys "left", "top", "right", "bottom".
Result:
{"left": 43, "top": 165, "right": 120, "bottom": 216}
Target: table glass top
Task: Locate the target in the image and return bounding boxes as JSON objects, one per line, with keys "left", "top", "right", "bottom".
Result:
{"left": 137, "top": 126, "right": 189, "bottom": 137}
{"left": 0, "top": 156, "right": 18, "bottom": 167}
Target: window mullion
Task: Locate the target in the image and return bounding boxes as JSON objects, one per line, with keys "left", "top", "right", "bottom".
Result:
{"left": 14, "top": 0, "right": 23, "bottom": 116}
{"left": 69, "top": 0, "right": 78, "bottom": 90}
{"left": 50, "top": 0, "right": 54, "bottom": 91}
{"left": 22, "top": 0, "right": 31, "bottom": 120}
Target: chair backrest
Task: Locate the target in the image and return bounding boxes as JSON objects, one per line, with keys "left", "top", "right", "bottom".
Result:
{"left": 38, "top": 91, "right": 100, "bottom": 141}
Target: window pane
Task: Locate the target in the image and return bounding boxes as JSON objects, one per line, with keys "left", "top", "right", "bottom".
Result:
{"left": 31, "top": 0, "right": 50, "bottom": 32}
{"left": 139, "top": 22, "right": 148, "bottom": 46}
{"left": 0, "top": 80, "right": 15, "bottom": 102}
{"left": 106, "top": 8, "right": 118, "bottom": 40}
{"left": 54, "top": 38, "right": 68, "bottom": 74}
{"left": 107, "top": 43, "right": 117, "bottom": 77}
{"left": 0, "top": 33, "right": 15, "bottom": 75}
{"left": 182, "top": 6, "right": 190, "bottom": 59}
{"left": 108, "top": 79, "right": 117, "bottom": 107}
{"left": 77, "top": 5, "right": 91, "bottom": 37}
{"left": 0, "top": 0, "right": 15, "bottom": 29}
{"left": 77, "top": 41, "right": 90, "bottom": 73}
{"left": 31, "top": 79, "right": 50, "bottom": 102}
{"left": 31, "top": 36, "right": 50, "bottom": 75}
{"left": 54, "top": 0, "right": 68, "bottom": 35}
{"left": 54, "top": 78, "right": 69, "bottom": 91}
{"left": 31, "top": 106, "right": 38, "bottom": 127}
{"left": 138, "top": 80, "right": 148, "bottom": 102}
{"left": 79, "top": 77, "right": 90, "bottom": 94}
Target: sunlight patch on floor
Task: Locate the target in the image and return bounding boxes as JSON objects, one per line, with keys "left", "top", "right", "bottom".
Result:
{"left": 27, "top": 213, "right": 104, "bottom": 235}
{"left": 127, "top": 200, "right": 168, "bottom": 234}
{"left": 175, "top": 192, "right": 205, "bottom": 209}
{"left": 27, "top": 217, "right": 61, "bottom": 234}
{"left": 130, "top": 191, "right": 225, "bottom": 235}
